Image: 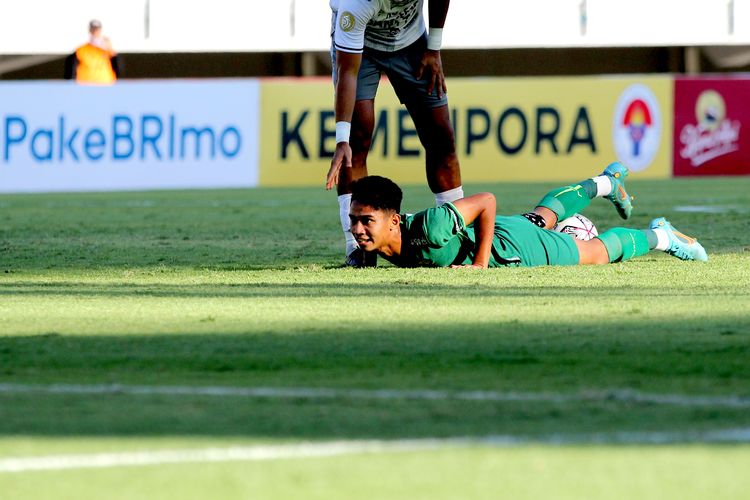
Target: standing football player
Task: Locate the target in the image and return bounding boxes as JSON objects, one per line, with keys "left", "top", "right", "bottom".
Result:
{"left": 326, "top": 0, "right": 463, "bottom": 266}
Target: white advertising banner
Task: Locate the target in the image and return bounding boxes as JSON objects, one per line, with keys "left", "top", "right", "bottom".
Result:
{"left": 0, "top": 80, "right": 260, "bottom": 193}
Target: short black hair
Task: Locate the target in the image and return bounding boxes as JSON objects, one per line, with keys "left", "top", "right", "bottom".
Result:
{"left": 350, "top": 176, "right": 403, "bottom": 213}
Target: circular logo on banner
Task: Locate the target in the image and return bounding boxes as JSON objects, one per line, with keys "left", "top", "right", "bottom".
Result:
{"left": 339, "top": 12, "right": 356, "bottom": 32}
{"left": 695, "top": 90, "right": 725, "bottom": 131}
{"left": 612, "top": 84, "right": 662, "bottom": 172}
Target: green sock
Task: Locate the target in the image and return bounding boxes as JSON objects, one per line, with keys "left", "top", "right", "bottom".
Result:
{"left": 597, "top": 228, "right": 652, "bottom": 263}
{"left": 580, "top": 179, "right": 598, "bottom": 198}
{"left": 536, "top": 180, "right": 595, "bottom": 220}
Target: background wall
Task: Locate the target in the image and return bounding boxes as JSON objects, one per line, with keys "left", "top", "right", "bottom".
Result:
{"left": 2, "top": 0, "right": 750, "bottom": 79}
{"left": 2, "top": 0, "right": 749, "bottom": 54}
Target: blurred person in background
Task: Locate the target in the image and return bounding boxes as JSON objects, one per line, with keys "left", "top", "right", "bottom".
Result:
{"left": 326, "top": 0, "right": 463, "bottom": 267}
{"left": 64, "top": 19, "right": 121, "bottom": 84}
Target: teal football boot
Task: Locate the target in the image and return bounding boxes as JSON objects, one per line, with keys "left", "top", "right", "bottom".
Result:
{"left": 650, "top": 217, "right": 708, "bottom": 262}
{"left": 602, "top": 161, "right": 634, "bottom": 220}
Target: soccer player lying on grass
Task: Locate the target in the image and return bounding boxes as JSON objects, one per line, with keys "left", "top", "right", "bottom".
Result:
{"left": 348, "top": 162, "right": 708, "bottom": 268}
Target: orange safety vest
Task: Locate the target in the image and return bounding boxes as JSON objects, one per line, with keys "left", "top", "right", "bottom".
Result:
{"left": 75, "top": 43, "right": 117, "bottom": 84}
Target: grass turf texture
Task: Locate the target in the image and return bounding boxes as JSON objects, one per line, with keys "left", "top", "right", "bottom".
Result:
{"left": 3, "top": 446, "right": 750, "bottom": 500}
{"left": 1, "top": 177, "right": 749, "bottom": 498}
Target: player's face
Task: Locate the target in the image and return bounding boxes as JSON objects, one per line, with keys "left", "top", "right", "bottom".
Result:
{"left": 349, "top": 201, "right": 397, "bottom": 252}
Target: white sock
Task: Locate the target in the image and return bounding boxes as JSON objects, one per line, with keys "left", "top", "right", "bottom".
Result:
{"left": 344, "top": 232, "right": 357, "bottom": 255}
{"left": 592, "top": 176, "right": 613, "bottom": 197}
{"left": 338, "top": 193, "right": 358, "bottom": 255}
{"left": 435, "top": 186, "right": 464, "bottom": 205}
{"left": 652, "top": 228, "right": 671, "bottom": 251}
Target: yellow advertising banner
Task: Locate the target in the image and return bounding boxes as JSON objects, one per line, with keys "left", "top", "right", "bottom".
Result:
{"left": 259, "top": 76, "right": 672, "bottom": 186}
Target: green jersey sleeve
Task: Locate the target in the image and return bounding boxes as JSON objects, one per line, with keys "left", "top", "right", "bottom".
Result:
{"left": 401, "top": 203, "right": 474, "bottom": 267}
{"left": 413, "top": 202, "right": 466, "bottom": 246}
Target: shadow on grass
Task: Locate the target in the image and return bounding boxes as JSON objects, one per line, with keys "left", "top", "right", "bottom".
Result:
{"left": 0, "top": 316, "right": 749, "bottom": 440}
{"left": 1, "top": 281, "right": 748, "bottom": 299}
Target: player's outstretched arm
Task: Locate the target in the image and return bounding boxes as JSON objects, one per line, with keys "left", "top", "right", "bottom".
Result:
{"left": 451, "top": 193, "right": 496, "bottom": 268}
{"left": 326, "top": 51, "right": 362, "bottom": 190}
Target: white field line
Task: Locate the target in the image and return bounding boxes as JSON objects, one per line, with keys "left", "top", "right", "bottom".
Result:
{"left": 0, "top": 440, "right": 455, "bottom": 474}
{"left": 2, "top": 429, "right": 750, "bottom": 473}
{"left": 1, "top": 383, "right": 749, "bottom": 408}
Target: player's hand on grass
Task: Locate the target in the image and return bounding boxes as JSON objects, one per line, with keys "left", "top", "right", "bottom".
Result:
{"left": 450, "top": 264, "right": 486, "bottom": 269}
{"left": 416, "top": 49, "right": 447, "bottom": 98}
{"left": 326, "top": 142, "right": 352, "bottom": 190}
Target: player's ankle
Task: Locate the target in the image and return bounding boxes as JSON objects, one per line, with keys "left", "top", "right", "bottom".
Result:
{"left": 434, "top": 186, "right": 464, "bottom": 205}
{"left": 345, "top": 233, "right": 358, "bottom": 256}
{"left": 591, "top": 175, "right": 613, "bottom": 197}
{"left": 651, "top": 228, "right": 670, "bottom": 251}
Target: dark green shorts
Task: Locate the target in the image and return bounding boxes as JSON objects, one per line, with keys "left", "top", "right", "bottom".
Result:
{"left": 492, "top": 215, "right": 580, "bottom": 267}
{"left": 332, "top": 33, "right": 448, "bottom": 109}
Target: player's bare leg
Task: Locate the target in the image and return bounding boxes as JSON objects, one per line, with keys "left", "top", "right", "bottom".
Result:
{"left": 574, "top": 238, "right": 611, "bottom": 264}
{"left": 336, "top": 99, "right": 374, "bottom": 196}
{"left": 408, "top": 103, "right": 463, "bottom": 204}
{"left": 337, "top": 99, "right": 376, "bottom": 266}
{"left": 532, "top": 207, "right": 559, "bottom": 229}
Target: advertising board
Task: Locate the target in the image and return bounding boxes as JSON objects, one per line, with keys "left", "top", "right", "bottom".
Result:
{"left": 674, "top": 77, "right": 750, "bottom": 176}
{"left": 0, "top": 80, "right": 260, "bottom": 192}
{"left": 259, "top": 76, "right": 672, "bottom": 186}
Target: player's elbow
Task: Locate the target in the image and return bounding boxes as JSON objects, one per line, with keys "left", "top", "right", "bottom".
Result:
{"left": 476, "top": 192, "right": 496, "bottom": 207}
{"left": 477, "top": 192, "right": 497, "bottom": 217}
{"left": 337, "top": 52, "right": 362, "bottom": 76}
{"left": 460, "top": 192, "right": 496, "bottom": 210}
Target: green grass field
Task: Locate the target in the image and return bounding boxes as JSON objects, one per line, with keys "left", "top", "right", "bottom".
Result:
{"left": 1, "top": 177, "right": 749, "bottom": 499}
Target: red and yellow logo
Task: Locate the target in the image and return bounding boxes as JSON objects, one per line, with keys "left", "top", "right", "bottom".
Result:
{"left": 679, "top": 89, "right": 740, "bottom": 167}
{"left": 613, "top": 84, "right": 662, "bottom": 172}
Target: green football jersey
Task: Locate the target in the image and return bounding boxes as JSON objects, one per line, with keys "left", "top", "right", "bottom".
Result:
{"left": 398, "top": 203, "right": 580, "bottom": 268}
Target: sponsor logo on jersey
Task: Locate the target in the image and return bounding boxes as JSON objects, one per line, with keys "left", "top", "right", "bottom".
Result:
{"left": 679, "top": 89, "right": 741, "bottom": 167}
{"left": 612, "top": 84, "right": 661, "bottom": 172}
{"left": 339, "top": 12, "right": 356, "bottom": 32}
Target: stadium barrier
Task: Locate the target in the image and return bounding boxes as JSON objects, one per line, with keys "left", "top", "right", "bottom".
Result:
{"left": 1, "top": 75, "right": 748, "bottom": 193}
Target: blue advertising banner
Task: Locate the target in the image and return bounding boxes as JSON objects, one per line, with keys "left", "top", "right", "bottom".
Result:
{"left": 0, "top": 80, "right": 260, "bottom": 192}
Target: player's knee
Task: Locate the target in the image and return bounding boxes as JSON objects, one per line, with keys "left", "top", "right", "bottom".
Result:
{"left": 427, "top": 129, "right": 457, "bottom": 158}
{"left": 424, "top": 131, "right": 456, "bottom": 158}
{"left": 350, "top": 128, "right": 372, "bottom": 152}
{"left": 575, "top": 239, "right": 610, "bottom": 265}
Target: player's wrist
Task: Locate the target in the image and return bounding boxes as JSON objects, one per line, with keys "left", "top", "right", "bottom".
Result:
{"left": 335, "top": 121, "right": 351, "bottom": 144}
{"left": 427, "top": 28, "right": 443, "bottom": 51}
{"left": 473, "top": 258, "right": 489, "bottom": 268}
